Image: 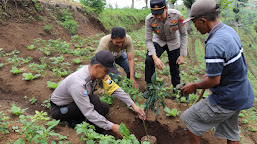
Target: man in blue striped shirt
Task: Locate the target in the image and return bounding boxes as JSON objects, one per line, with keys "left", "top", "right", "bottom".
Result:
{"left": 180, "top": 0, "right": 254, "bottom": 143}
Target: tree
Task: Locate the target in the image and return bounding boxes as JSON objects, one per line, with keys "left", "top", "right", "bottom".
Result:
{"left": 131, "top": 0, "right": 135, "bottom": 8}
{"left": 80, "top": 0, "right": 106, "bottom": 15}
{"left": 167, "top": 0, "right": 177, "bottom": 9}
{"left": 145, "top": 0, "right": 149, "bottom": 9}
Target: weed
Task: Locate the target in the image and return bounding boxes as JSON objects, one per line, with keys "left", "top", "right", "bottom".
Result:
{"left": 0, "top": 111, "right": 10, "bottom": 134}
{"left": 43, "top": 25, "right": 52, "bottom": 33}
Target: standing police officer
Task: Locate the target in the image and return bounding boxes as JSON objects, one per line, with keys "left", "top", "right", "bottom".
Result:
{"left": 145, "top": 0, "right": 187, "bottom": 90}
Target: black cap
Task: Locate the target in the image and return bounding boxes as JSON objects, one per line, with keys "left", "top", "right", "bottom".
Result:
{"left": 93, "top": 50, "right": 118, "bottom": 74}
{"left": 150, "top": 0, "right": 166, "bottom": 15}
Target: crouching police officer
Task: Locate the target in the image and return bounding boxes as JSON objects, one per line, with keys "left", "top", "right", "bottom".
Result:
{"left": 50, "top": 50, "right": 145, "bottom": 137}
{"left": 145, "top": 0, "right": 188, "bottom": 92}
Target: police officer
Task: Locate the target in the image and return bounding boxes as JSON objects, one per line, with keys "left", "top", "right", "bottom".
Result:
{"left": 145, "top": 0, "right": 188, "bottom": 90}
{"left": 50, "top": 50, "right": 145, "bottom": 137}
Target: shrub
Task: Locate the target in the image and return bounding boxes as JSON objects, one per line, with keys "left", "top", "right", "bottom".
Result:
{"left": 80, "top": 0, "right": 106, "bottom": 15}
{"left": 43, "top": 24, "right": 52, "bottom": 33}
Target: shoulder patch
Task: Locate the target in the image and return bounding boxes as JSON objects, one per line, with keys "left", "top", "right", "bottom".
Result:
{"left": 179, "top": 16, "right": 185, "bottom": 26}
{"left": 82, "top": 89, "right": 88, "bottom": 96}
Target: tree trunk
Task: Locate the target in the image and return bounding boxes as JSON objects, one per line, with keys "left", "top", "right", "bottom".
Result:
{"left": 145, "top": 0, "right": 148, "bottom": 8}
{"left": 187, "top": 7, "right": 192, "bottom": 34}
{"left": 169, "top": 2, "right": 174, "bottom": 9}
{"left": 131, "top": 0, "right": 134, "bottom": 8}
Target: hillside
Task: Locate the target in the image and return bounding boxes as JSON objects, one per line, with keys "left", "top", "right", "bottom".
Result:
{"left": 0, "top": 0, "right": 256, "bottom": 144}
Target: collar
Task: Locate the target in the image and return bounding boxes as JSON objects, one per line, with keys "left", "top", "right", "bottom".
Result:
{"left": 205, "top": 21, "right": 224, "bottom": 44}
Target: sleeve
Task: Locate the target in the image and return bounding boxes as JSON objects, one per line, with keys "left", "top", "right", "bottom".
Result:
{"left": 205, "top": 43, "right": 225, "bottom": 77}
{"left": 145, "top": 15, "right": 156, "bottom": 56}
{"left": 68, "top": 85, "right": 113, "bottom": 130}
{"left": 111, "top": 88, "right": 134, "bottom": 106}
{"left": 101, "top": 75, "right": 120, "bottom": 96}
{"left": 96, "top": 38, "right": 108, "bottom": 53}
{"left": 177, "top": 12, "right": 188, "bottom": 56}
{"left": 126, "top": 35, "right": 134, "bottom": 52}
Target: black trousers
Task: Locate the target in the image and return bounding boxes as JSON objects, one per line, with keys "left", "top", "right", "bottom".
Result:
{"left": 145, "top": 42, "right": 180, "bottom": 87}
{"left": 50, "top": 94, "right": 109, "bottom": 132}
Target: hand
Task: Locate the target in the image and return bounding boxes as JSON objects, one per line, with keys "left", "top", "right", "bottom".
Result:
{"left": 153, "top": 57, "right": 164, "bottom": 70}
{"left": 131, "top": 103, "right": 145, "bottom": 120}
{"left": 181, "top": 83, "right": 197, "bottom": 95}
{"left": 131, "top": 78, "right": 138, "bottom": 90}
{"left": 176, "top": 56, "right": 185, "bottom": 65}
{"left": 111, "top": 124, "right": 122, "bottom": 138}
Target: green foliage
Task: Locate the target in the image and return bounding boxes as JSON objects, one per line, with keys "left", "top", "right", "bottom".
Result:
{"left": 9, "top": 104, "right": 28, "bottom": 116}
{"left": 27, "top": 44, "right": 35, "bottom": 50}
{"left": 47, "top": 81, "right": 62, "bottom": 89}
{"left": 118, "top": 77, "right": 143, "bottom": 101}
{"left": 144, "top": 73, "right": 169, "bottom": 115}
{"left": 99, "top": 8, "right": 150, "bottom": 32}
{"left": 0, "top": 111, "right": 10, "bottom": 134}
{"left": 59, "top": 9, "right": 77, "bottom": 35}
{"left": 118, "top": 123, "right": 140, "bottom": 144}
{"left": 10, "top": 67, "right": 24, "bottom": 74}
{"left": 100, "top": 92, "right": 114, "bottom": 104}
{"left": 19, "top": 111, "right": 67, "bottom": 143}
{"left": 164, "top": 107, "right": 180, "bottom": 117}
{"left": 43, "top": 24, "right": 52, "bottom": 33}
{"left": 22, "top": 73, "right": 41, "bottom": 80}
{"left": 183, "top": 0, "right": 195, "bottom": 8}
{"left": 72, "top": 58, "right": 82, "bottom": 64}
{"left": 41, "top": 99, "right": 51, "bottom": 109}
{"left": 80, "top": 0, "right": 106, "bottom": 15}
{"left": 29, "top": 97, "right": 37, "bottom": 104}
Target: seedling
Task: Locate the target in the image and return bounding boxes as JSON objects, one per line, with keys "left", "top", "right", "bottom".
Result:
{"left": 118, "top": 123, "right": 140, "bottom": 143}
{"left": 164, "top": 107, "right": 180, "bottom": 117}
{"left": 100, "top": 92, "right": 114, "bottom": 104}
{"left": 47, "top": 81, "right": 62, "bottom": 89}
{"left": 0, "top": 63, "right": 4, "bottom": 67}
{"left": 27, "top": 45, "right": 35, "bottom": 50}
{"left": 10, "top": 67, "right": 24, "bottom": 74}
{"left": 144, "top": 72, "right": 168, "bottom": 115}
{"left": 72, "top": 58, "right": 82, "bottom": 64}
{"left": 9, "top": 104, "right": 28, "bottom": 116}
{"left": 135, "top": 72, "right": 142, "bottom": 79}
{"left": 29, "top": 97, "right": 37, "bottom": 104}
{"left": 41, "top": 99, "right": 51, "bottom": 109}
{"left": 22, "top": 73, "right": 41, "bottom": 80}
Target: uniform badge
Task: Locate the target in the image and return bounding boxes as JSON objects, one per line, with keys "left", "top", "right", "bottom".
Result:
{"left": 82, "top": 89, "right": 88, "bottom": 96}
{"left": 172, "top": 27, "right": 178, "bottom": 31}
{"left": 154, "top": 29, "right": 160, "bottom": 33}
{"left": 179, "top": 16, "right": 185, "bottom": 26}
{"left": 151, "top": 23, "right": 158, "bottom": 27}
{"left": 170, "top": 20, "right": 178, "bottom": 24}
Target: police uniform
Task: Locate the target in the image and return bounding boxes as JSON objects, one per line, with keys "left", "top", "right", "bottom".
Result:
{"left": 145, "top": 9, "right": 188, "bottom": 86}
{"left": 50, "top": 65, "right": 134, "bottom": 131}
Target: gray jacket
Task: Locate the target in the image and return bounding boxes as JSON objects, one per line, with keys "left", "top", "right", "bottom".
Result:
{"left": 51, "top": 65, "right": 134, "bottom": 130}
{"left": 145, "top": 9, "right": 188, "bottom": 56}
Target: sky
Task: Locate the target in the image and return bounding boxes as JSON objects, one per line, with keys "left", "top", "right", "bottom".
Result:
{"left": 105, "top": 0, "right": 183, "bottom": 9}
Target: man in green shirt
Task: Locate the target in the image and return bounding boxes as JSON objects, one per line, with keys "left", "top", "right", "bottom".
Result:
{"left": 97, "top": 27, "right": 137, "bottom": 89}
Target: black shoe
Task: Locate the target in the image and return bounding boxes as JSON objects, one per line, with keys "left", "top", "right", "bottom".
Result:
{"left": 68, "top": 121, "right": 77, "bottom": 129}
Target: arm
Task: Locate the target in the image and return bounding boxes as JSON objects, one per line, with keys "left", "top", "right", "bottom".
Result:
{"left": 177, "top": 13, "right": 188, "bottom": 65}
{"left": 112, "top": 88, "right": 145, "bottom": 119}
{"left": 127, "top": 52, "right": 138, "bottom": 89}
{"left": 181, "top": 75, "right": 221, "bottom": 94}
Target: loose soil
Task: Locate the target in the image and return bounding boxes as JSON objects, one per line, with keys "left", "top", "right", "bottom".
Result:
{"left": 0, "top": 1, "right": 256, "bottom": 144}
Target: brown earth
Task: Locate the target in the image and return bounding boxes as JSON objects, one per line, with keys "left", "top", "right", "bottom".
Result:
{"left": 0, "top": 1, "right": 256, "bottom": 144}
